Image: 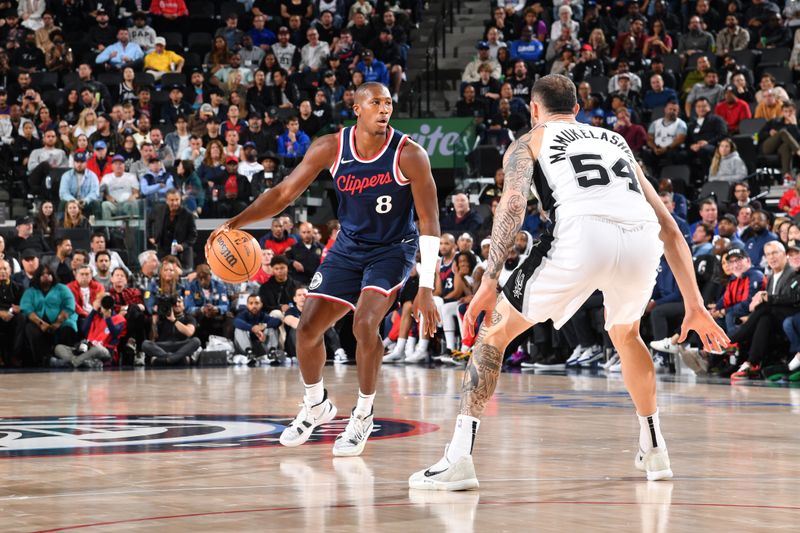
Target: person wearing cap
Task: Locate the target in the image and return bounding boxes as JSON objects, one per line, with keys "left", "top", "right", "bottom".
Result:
{"left": 139, "top": 156, "right": 175, "bottom": 206}
{"left": 161, "top": 86, "right": 192, "bottom": 127}
{"left": 100, "top": 154, "right": 140, "bottom": 219}
{"left": 11, "top": 246, "right": 39, "bottom": 289}
{"left": 129, "top": 11, "right": 157, "bottom": 53}
{"left": 717, "top": 213, "right": 746, "bottom": 249}
{"left": 214, "top": 156, "right": 250, "bottom": 218}
{"left": 272, "top": 26, "right": 300, "bottom": 76}
{"left": 87, "top": 9, "right": 116, "bottom": 54}
{"left": 95, "top": 27, "right": 144, "bottom": 71}
{"left": 59, "top": 152, "right": 101, "bottom": 216}
{"left": 188, "top": 103, "right": 215, "bottom": 137}
{"left": 240, "top": 111, "right": 272, "bottom": 154}
{"left": 237, "top": 141, "right": 264, "bottom": 182}
{"left": 143, "top": 36, "right": 184, "bottom": 81}
{"left": 572, "top": 44, "right": 604, "bottom": 83}
{"left": 250, "top": 152, "right": 284, "bottom": 196}
{"left": 9, "top": 215, "right": 49, "bottom": 258}
{"left": 86, "top": 139, "right": 112, "bottom": 177}
{"left": 355, "top": 48, "right": 390, "bottom": 87}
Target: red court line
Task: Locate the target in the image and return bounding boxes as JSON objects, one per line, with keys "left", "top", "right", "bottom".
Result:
{"left": 30, "top": 499, "right": 800, "bottom": 532}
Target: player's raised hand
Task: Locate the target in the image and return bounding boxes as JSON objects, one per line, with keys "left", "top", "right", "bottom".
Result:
{"left": 412, "top": 288, "right": 440, "bottom": 338}
{"left": 463, "top": 280, "right": 499, "bottom": 338}
{"left": 678, "top": 305, "right": 730, "bottom": 353}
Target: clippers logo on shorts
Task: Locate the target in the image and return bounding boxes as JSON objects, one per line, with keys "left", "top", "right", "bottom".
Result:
{"left": 512, "top": 270, "right": 525, "bottom": 299}
{"left": 0, "top": 415, "right": 438, "bottom": 458}
{"left": 309, "top": 271, "right": 323, "bottom": 290}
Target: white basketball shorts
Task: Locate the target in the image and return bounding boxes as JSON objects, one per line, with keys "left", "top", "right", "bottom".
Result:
{"left": 502, "top": 215, "right": 663, "bottom": 330}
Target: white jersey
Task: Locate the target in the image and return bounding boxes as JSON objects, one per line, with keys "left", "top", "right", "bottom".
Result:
{"left": 534, "top": 121, "right": 658, "bottom": 225}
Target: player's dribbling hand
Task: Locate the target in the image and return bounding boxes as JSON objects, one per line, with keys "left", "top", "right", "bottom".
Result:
{"left": 678, "top": 305, "right": 730, "bottom": 353}
{"left": 463, "top": 280, "right": 498, "bottom": 339}
{"left": 412, "top": 288, "right": 440, "bottom": 338}
{"left": 205, "top": 222, "right": 232, "bottom": 261}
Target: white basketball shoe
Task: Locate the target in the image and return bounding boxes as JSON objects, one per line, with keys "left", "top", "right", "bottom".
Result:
{"left": 279, "top": 390, "right": 338, "bottom": 447}
{"left": 332, "top": 408, "right": 374, "bottom": 457}
{"left": 408, "top": 447, "right": 480, "bottom": 491}
{"left": 634, "top": 447, "right": 674, "bottom": 481}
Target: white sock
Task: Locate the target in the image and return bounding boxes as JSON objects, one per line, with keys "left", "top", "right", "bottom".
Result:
{"left": 382, "top": 337, "right": 393, "bottom": 348}
{"left": 444, "top": 329, "right": 456, "bottom": 350}
{"left": 460, "top": 343, "right": 470, "bottom": 352}
{"left": 304, "top": 379, "right": 324, "bottom": 405}
{"left": 637, "top": 409, "right": 665, "bottom": 452}
{"left": 446, "top": 414, "right": 480, "bottom": 462}
{"left": 393, "top": 337, "right": 407, "bottom": 355}
{"left": 790, "top": 353, "right": 800, "bottom": 372}
{"left": 405, "top": 337, "right": 417, "bottom": 356}
{"left": 354, "top": 390, "right": 375, "bottom": 417}
{"left": 416, "top": 338, "right": 429, "bottom": 352}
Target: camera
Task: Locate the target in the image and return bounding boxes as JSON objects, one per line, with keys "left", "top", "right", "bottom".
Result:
{"left": 157, "top": 295, "right": 176, "bottom": 319}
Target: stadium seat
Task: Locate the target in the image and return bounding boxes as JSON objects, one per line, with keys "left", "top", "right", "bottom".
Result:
{"left": 467, "top": 145, "right": 504, "bottom": 178}
{"left": 31, "top": 71, "right": 58, "bottom": 90}
{"left": 219, "top": 1, "right": 245, "bottom": 18}
{"left": 738, "top": 118, "right": 766, "bottom": 137}
{"left": 649, "top": 105, "right": 665, "bottom": 121}
{"left": 661, "top": 53, "right": 681, "bottom": 74}
{"left": 586, "top": 75, "right": 608, "bottom": 96}
{"left": 686, "top": 52, "right": 715, "bottom": 72}
{"left": 660, "top": 165, "right": 691, "bottom": 187}
{"left": 162, "top": 32, "right": 184, "bottom": 52}
{"left": 62, "top": 72, "right": 80, "bottom": 88}
{"left": 187, "top": 33, "right": 213, "bottom": 57}
{"left": 160, "top": 73, "right": 187, "bottom": 88}
{"left": 698, "top": 181, "right": 731, "bottom": 205}
{"left": 55, "top": 228, "right": 92, "bottom": 250}
{"left": 97, "top": 72, "right": 122, "bottom": 88}
{"left": 758, "top": 47, "right": 791, "bottom": 68}
{"left": 730, "top": 49, "right": 757, "bottom": 72}
{"left": 151, "top": 90, "right": 169, "bottom": 107}
{"left": 762, "top": 66, "right": 792, "bottom": 87}
{"left": 188, "top": 0, "right": 215, "bottom": 18}
{"left": 134, "top": 72, "right": 156, "bottom": 87}
{"left": 183, "top": 52, "right": 203, "bottom": 71}
{"left": 732, "top": 135, "right": 758, "bottom": 174}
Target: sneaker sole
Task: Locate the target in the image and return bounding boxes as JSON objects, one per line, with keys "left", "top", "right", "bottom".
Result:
{"left": 577, "top": 353, "right": 604, "bottom": 367}
{"left": 646, "top": 468, "right": 674, "bottom": 481}
{"left": 408, "top": 477, "right": 480, "bottom": 491}
{"left": 279, "top": 403, "right": 338, "bottom": 447}
{"left": 332, "top": 424, "right": 373, "bottom": 457}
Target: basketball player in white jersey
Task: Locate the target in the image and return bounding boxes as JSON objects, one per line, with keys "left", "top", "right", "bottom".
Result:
{"left": 409, "top": 74, "right": 729, "bottom": 490}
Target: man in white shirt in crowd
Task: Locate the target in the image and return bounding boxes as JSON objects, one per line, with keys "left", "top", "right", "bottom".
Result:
{"left": 300, "top": 27, "right": 330, "bottom": 72}
{"left": 101, "top": 154, "right": 140, "bottom": 219}
{"left": 88, "top": 232, "right": 131, "bottom": 276}
{"left": 237, "top": 141, "right": 264, "bottom": 182}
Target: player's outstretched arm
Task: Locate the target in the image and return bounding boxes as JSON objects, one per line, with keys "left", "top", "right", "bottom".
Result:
{"left": 211, "top": 134, "right": 338, "bottom": 234}
{"left": 401, "top": 140, "right": 442, "bottom": 337}
{"left": 636, "top": 163, "right": 729, "bottom": 352}
{"left": 463, "top": 128, "right": 541, "bottom": 336}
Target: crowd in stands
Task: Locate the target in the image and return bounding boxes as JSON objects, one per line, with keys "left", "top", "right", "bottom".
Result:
{"left": 3, "top": 0, "right": 800, "bottom": 384}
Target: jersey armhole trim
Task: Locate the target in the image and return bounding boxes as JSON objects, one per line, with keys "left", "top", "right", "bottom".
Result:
{"left": 393, "top": 134, "right": 410, "bottom": 186}
{"left": 328, "top": 128, "right": 345, "bottom": 177}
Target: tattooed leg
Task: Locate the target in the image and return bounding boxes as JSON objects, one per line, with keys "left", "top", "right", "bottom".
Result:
{"left": 459, "top": 309, "right": 504, "bottom": 417}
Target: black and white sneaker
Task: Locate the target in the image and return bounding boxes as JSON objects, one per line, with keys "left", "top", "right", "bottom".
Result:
{"left": 408, "top": 446, "right": 479, "bottom": 491}
{"left": 279, "top": 390, "right": 338, "bottom": 447}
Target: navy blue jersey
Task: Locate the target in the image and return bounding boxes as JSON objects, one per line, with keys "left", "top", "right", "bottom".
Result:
{"left": 439, "top": 257, "right": 456, "bottom": 301}
{"left": 329, "top": 126, "right": 417, "bottom": 245}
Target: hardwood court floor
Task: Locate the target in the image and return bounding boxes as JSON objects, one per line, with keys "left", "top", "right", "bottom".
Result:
{"left": 0, "top": 365, "right": 798, "bottom": 532}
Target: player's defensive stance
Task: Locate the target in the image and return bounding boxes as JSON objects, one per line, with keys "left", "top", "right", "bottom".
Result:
{"left": 409, "top": 74, "right": 728, "bottom": 490}
{"left": 208, "top": 83, "right": 441, "bottom": 456}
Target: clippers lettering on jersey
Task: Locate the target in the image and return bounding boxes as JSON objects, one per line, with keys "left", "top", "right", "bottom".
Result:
{"left": 336, "top": 172, "right": 393, "bottom": 195}
{"left": 548, "top": 128, "right": 634, "bottom": 164}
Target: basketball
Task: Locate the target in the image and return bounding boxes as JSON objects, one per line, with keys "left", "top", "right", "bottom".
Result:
{"left": 207, "top": 229, "right": 261, "bottom": 283}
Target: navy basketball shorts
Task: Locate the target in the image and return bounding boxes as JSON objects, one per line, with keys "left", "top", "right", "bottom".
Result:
{"left": 307, "top": 240, "right": 417, "bottom": 310}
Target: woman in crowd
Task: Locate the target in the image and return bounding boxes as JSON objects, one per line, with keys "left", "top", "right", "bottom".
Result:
{"left": 60, "top": 199, "right": 92, "bottom": 229}
{"left": 68, "top": 134, "right": 90, "bottom": 164}
{"left": 198, "top": 139, "right": 227, "bottom": 201}
{"left": 643, "top": 19, "right": 673, "bottom": 59}
{"left": 709, "top": 138, "right": 748, "bottom": 183}
{"left": 118, "top": 134, "right": 140, "bottom": 170}
{"left": 58, "top": 88, "right": 81, "bottom": 125}
{"left": 776, "top": 218, "right": 793, "bottom": 245}
{"left": 587, "top": 28, "right": 610, "bottom": 65}
{"left": 73, "top": 108, "right": 97, "bottom": 138}
{"left": 174, "top": 159, "right": 205, "bottom": 217}
{"left": 116, "top": 66, "right": 138, "bottom": 105}
{"left": 205, "top": 36, "right": 231, "bottom": 76}
{"left": 36, "top": 106, "right": 56, "bottom": 136}
{"left": 144, "top": 259, "right": 184, "bottom": 314}
{"left": 20, "top": 264, "right": 78, "bottom": 367}
{"left": 34, "top": 200, "right": 57, "bottom": 246}
{"left": 56, "top": 119, "right": 75, "bottom": 152}
{"left": 495, "top": 46, "right": 513, "bottom": 79}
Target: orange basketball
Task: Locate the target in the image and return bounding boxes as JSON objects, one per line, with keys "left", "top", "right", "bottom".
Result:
{"left": 207, "top": 229, "right": 261, "bottom": 283}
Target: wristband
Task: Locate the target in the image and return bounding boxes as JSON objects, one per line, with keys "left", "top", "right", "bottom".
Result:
{"left": 418, "top": 234, "right": 440, "bottom": 289}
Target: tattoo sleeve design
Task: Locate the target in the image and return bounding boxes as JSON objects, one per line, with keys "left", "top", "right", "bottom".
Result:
{"left": 459, "top": 307, "right": 504, "bottom": 416}
{"left": 485, "top": 135, "right": 535, "bottom": 280}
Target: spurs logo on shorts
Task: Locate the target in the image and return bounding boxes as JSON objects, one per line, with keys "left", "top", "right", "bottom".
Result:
{"left": 309, "top": 272, "right": 323, "bottom": 290}
{"left": 512, "top": 270, "right": 525, "bottom": 299}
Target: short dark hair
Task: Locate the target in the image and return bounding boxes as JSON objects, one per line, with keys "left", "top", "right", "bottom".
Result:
{"left": 55, "top": 236, "right": 71, "bottom": 248}
{"left": 271, "top": 255, "right": 289, "bottom": 267}
{"left": 247, "top": 293, "right": 261, "bottom": 301}
{"left": 95, "top": 250, "right": 111, "bottom": 262}
{"left": 111, "top": 267, "right": 129, "bottom": 280}
{"left": 31, "top": 264, "right": 58, "bottom": 290}
{"left": 91, "top": 231, "right": 106, "bottom": 242}
{"left": 700, "top": 198, "right": 717, "bottom": 208}
{"left": 532, "top": 74, "right": 577, "bottom": 114}
{"left": 73, "top": 249, "right": 89, "bottom": 261}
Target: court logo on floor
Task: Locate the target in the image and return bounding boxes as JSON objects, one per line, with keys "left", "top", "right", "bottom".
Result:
{"left": 0, "top": 415, "right": 438, "bottom": 458}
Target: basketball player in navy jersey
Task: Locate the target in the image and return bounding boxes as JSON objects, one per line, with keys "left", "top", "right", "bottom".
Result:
{"left": 208, "top": 83, "right": 442, "bottom": 456}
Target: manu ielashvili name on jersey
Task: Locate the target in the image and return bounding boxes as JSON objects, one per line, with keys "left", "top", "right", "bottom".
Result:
{"left": 329, "top": 126, "right": 417, "bottom": 245}
{"left": 546, "top": 126, "right": 636, "bottom": 165}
